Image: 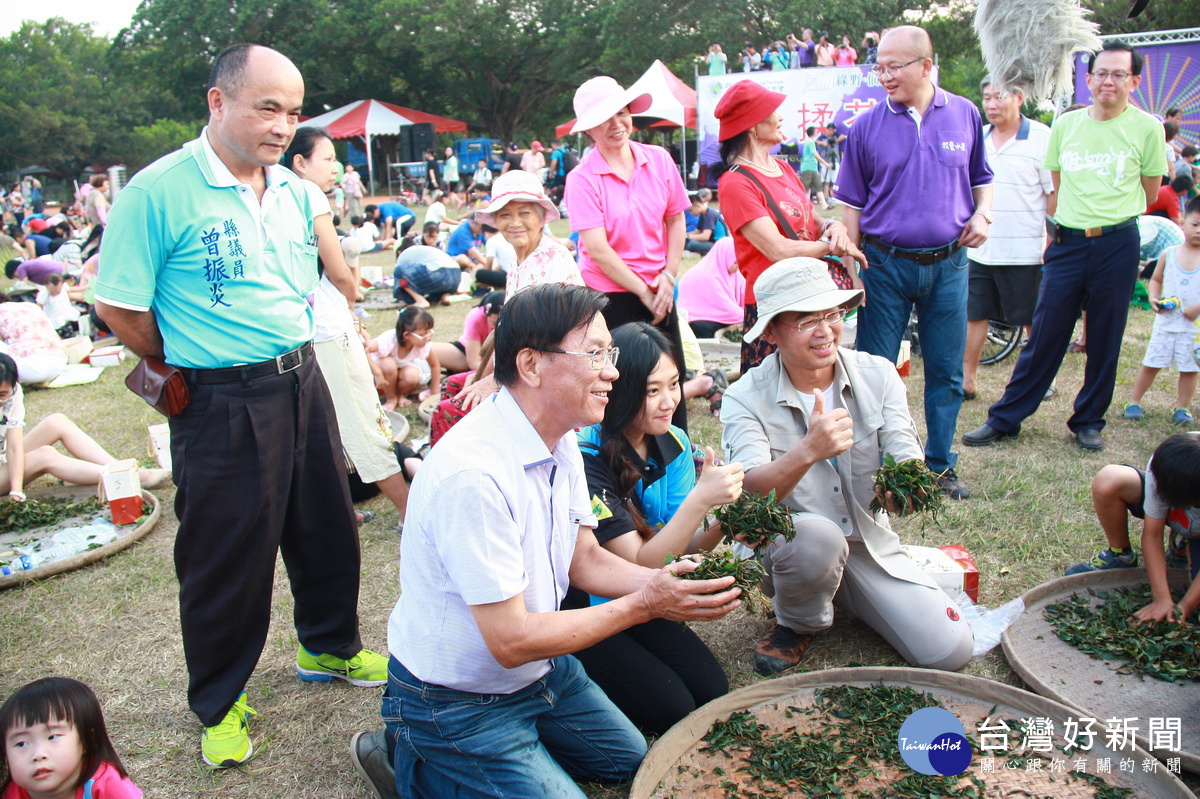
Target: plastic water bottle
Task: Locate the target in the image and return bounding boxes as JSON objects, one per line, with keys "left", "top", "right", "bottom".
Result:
{"left": 0, "top": 542, "right": 86, "bottom": 575}
{"left": 1, "top": 554, "right": 38, "bottom": 575}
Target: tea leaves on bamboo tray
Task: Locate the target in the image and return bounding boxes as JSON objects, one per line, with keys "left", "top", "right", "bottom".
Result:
{"left": 1044, "top": 584, "right": 1200, "bottom": 683}
{"left": 671, "top": 685, "right": 1134, "bottom": 799}
{"left": 0, "top": 496, "right": 104, "bottom": 534}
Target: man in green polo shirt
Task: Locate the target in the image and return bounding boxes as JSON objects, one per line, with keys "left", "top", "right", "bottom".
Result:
{"left": 96, "top": 43, "right": 386, "bottom": 769}
{"left": 965, "top": 40, "right": 1167, "bottom": 452}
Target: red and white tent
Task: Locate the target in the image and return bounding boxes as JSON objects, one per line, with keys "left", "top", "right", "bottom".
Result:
{"left": 555, "top": 60, "right": 698, "bottom": 139}
{"left": 300, "top": 99, "right": 467, "bottom": 191}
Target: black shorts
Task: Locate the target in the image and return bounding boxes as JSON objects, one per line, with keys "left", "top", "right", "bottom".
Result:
{"left": 450, "top": 340, "right": 466, "bottom": 354}
{"left": 1122, "top": 465, "right": 1148, "bottom": 520}
{"left": 966, "top": 260, "right": 1042, "bottom": 326}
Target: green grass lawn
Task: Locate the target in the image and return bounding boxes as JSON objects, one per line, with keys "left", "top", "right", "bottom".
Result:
{"left": 1, "top": 214, "right": 1197, "bottom": 796}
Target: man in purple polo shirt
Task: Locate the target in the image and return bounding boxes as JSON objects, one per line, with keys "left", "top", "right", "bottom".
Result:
{"left": 834, "top": 25, "right": 993, "bottom": 501}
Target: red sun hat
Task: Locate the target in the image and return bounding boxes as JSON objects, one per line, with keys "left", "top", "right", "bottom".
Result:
{"left": 715, "top": 81, "right": 788, "bottom": 142}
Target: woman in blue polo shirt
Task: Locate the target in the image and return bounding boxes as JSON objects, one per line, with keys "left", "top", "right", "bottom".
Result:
{"left": 561, "top": 322, "right": 744, "bottom": 734}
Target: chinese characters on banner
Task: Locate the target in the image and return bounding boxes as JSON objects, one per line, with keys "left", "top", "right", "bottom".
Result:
{"left": 695, "top": 66, "right": 908, "bottom": 171}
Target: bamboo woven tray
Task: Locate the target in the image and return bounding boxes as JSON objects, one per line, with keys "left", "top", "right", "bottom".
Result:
{"left": 631, "top": 666, "right": 1193, "bottom": 798}
{"left": 1002, "top": 568, "right": 1198, "bottom": 773}
{"left": 0, "top": 485, "right": 161, "bottom": 590}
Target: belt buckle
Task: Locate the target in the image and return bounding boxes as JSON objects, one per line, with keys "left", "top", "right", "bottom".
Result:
{"left": 1085, "top": 226, "right": 1103, "bottom": 238}
{"left": 915, "top": 250, "right": 937, "bottom": 266}
{"left": 275, "top": 348, "right": 303, "bottom": 374}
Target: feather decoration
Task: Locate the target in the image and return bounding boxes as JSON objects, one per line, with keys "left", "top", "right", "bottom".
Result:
{"left": 974, "top": 0, "right": 1102, "bottom": 106}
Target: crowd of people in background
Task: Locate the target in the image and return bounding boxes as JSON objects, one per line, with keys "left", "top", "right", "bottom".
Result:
{"left": 704, "top": 29, "right": 880, "bottom": 75}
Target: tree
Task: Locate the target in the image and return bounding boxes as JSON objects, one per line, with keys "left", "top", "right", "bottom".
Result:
{"left": 381, "top": 0, "right": 608, "bottom": 141}
{"left": 124, "top": 119, "right": 201, "bottom": 173}
{"left": 0, "top": 20, "right": 114, "bottom": 175}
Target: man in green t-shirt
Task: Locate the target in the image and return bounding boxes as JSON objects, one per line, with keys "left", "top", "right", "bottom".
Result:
{"left": 965, "top": 40, "right": 1167, "bottom": 453}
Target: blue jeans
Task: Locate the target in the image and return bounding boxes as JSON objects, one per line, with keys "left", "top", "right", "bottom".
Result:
{"left": 381, "top": 655, "right": 646, "bottom": 798}
{"left": 857, "top": 241, "right": 969, "bottom": 472}
{"left": 393, "top": 262, "right": 461, "bottom": 301}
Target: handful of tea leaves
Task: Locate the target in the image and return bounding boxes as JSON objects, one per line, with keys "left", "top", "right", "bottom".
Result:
{"left": 1044, "top": 584, "right": 1199, "bottom": 683}
{"left": 0, "top": 496, "right": 105, "bottom": 534}
{"left": 713, "top": 489, "right": 795, "bottom": 550}
{"left": 667, "top": 550, "right": 769, "bottom": 614}
{"left": 869, "top": 453, "right": 944, "bottom": 517}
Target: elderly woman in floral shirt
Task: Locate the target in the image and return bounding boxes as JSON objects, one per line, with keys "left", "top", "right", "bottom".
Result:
{"left": 428, "top": 170, "right": 583, "bottom": 445}
{"left": 476, "top": 169, "right": 581, "bottom": 295}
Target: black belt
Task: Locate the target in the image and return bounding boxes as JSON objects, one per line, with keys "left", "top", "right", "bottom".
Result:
{"left": 187, "top": 342, "right": 313, "bottom": 385}
{"left": 865, "top": 235, "right": 962, "bottom": 266}
{"left": 1054, "top": 217, "right": 1137, "bottom": 239}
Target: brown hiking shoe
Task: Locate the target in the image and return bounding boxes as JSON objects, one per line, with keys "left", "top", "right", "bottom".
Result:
{"left": 753, "top": 624, "right": 818, "bottom": 676}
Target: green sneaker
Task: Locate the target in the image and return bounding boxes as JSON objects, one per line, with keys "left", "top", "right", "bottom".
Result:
{"left": 296, "top": 647, "right": 387, "bottom": 687}
{"left": 201, "top": 691, "right": 257, "bottom": 768}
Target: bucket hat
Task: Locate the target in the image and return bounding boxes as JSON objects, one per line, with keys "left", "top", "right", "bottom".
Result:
{"left": 744, "top": 257, "right": 863, "bottom": 342}
{"left": 476, "top": 170, "right": 560, "bottom": 226}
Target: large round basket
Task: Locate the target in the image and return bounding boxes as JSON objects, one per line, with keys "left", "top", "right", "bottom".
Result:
{"left": 0, "top": 485, "right": 161, "bottom": 590}
{"left": 1001, "top": 568, "right": 1199, "bottom": 773}
{"left": 630, "top": 666, "right": 1193, "bottom": 798}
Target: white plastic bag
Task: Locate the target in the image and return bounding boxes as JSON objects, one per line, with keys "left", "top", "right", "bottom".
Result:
{"left": 953, "top": 591, "right": 1025, "bottom": 659}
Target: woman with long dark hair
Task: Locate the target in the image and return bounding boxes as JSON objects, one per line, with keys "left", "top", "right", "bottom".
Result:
{"left": 562, "top": 322, "right": 744, "bottom": 734}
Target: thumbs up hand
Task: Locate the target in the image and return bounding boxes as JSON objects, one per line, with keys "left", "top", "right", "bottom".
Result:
{"left": 804, "top": 389, "right": 853, "bottom": 461}
{"left": 694, "top": 447, "right": 744, "bottom": 509}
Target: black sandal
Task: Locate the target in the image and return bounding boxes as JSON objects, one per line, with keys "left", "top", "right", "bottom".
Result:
{"left": 703, "top": 369, "right": 728, "bottom": 416}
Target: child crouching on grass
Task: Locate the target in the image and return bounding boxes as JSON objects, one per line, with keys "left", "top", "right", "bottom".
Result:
{"left": 1066, "top": 432, "right": 1200, "bottom": 624}
{"left": 1, "top": 676, "right": 141, "bottom": 798}
{"left": 370, "top": 306, "right": 439, "bottom": 411}
{"left": 1123, "top": 197, "right": 1200, "bottom": 425}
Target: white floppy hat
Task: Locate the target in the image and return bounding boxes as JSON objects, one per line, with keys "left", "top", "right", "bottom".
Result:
{"left": 744, "top": 257, "right": 864, "bottom": 343}
{"left": 476, "top": 170, "right": 560, "bottom": 226}
{"left": 570, "top": 76, "right": 653, "bottom": 135}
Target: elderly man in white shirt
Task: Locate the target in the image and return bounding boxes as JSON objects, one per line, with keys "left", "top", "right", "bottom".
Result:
{"left": 351, "top": 283, "right": 741, "bottom": 799}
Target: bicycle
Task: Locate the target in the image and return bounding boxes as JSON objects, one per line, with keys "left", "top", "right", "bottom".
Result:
{"left": 908, "top": 314, "right": 1022, "bottom": 365}
{"left": 978, "top": 320, "right": 1022, "bottom": 365}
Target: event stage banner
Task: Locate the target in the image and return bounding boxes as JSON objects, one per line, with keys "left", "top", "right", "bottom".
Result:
{"left": 696, "top": 68, "right": 892, "bottom": 170}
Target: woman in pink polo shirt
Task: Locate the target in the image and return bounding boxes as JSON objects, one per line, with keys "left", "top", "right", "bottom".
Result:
{"left": 564, "top": 76, "right": 691, "bottom": 430}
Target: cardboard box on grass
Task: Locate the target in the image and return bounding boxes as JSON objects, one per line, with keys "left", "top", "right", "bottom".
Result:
{"left": 146, "top": 424, "right": 171, "bottom": 471}
{"left": 100, "top": 459, "right": 143, "bottom": 525}
{"left": 902, "top": 544, "right": 979, "bottom": 603}
{"left": 88, "top": 345, "right": 126, "bottom": 367}
{"left": 61, "top": 336, "right": 94, "bottom": 364}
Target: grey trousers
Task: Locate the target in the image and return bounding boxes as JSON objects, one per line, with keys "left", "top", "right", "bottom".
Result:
{"left": 760, "top": 513, "right": 974, "bottom": 671}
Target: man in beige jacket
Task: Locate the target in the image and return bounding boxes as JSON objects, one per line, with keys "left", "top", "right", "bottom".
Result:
{"left": 721, "top": 258, "right": 974, "bottom": 675}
